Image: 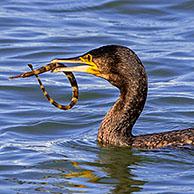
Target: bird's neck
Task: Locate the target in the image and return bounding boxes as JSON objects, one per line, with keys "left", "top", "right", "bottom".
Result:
{"left": 98, "top": 79, "right": 147, "bottom": 146}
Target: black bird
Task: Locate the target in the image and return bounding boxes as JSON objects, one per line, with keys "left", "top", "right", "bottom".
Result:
{"left": 51, "top": 45, "right": 194, "bottom": 149}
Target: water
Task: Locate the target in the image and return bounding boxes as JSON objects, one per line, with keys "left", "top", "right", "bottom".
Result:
{"left": 1, "top": 0, "right": 194, "bottom": 193}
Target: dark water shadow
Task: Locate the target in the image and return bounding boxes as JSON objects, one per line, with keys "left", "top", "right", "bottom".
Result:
{"left": 96, "top": 147, "right": 146, "bottom": 194}
{"left": 56, "top": 146, "right": 147, "bottom": 193}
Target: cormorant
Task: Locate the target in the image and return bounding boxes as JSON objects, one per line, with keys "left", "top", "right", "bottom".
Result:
{"left": 51, "top": 45, "right": 194, "bottom": 148}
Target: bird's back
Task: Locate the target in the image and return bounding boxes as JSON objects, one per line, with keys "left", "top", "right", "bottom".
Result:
{"left": 132, "top": 128, "right": 194, "bottom": 149}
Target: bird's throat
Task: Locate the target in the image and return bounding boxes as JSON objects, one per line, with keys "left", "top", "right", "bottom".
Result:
{"left": 98, "top": 81, "right": 147, "bottom": 147}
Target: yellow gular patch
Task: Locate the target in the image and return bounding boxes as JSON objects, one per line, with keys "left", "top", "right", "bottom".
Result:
{"left": 86, "top": 67, "right": 100, "bottom": 76}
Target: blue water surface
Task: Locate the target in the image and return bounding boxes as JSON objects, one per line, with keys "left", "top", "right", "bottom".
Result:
{"left": 0, "top": 0, "right": 194, "bottom": 193}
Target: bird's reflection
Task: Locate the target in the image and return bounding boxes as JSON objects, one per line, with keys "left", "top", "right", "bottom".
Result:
{"left": 60, "top": 147, "right": 146, "bottom": 193}
{"left": 97, "top": 147, "right": 146, "bottom": 194}
{"left": 9, "top": 147, "right": 146, "bottom": 193}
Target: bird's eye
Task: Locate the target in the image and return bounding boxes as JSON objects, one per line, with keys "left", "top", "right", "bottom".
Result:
{"left": 85, "top": 54, "right": 93, "bottom": 62}
{"left": 80, "top": 54, "right": 93, "bottom": 63}
{"left": 87, "top": 54, "right": 92, "bottom": 61}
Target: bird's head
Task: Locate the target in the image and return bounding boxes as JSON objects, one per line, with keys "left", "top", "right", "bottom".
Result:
{"left": 52, "top": 45, "right": 145, "bottom": 89}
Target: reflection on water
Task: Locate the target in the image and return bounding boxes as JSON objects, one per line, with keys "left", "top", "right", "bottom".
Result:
{"left": 61, "top": 148, "right": 146, "bottom": 194}
{"left": 1, "top": 0, "right": 194, "bottom": 193}
{"left": 6, "top": 147, "right": 146, "bottom": 193}
{"left": 98, "top": 148, "right": 146, "bottom": 194}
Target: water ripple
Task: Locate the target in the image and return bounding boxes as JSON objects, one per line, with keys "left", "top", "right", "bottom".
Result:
{"left": 1, "top": 0, "right": 194, "bottom": 193}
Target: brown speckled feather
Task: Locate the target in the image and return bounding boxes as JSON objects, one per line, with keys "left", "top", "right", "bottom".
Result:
{"left": 132, "top": 128, "right": 194, "bottom": 149}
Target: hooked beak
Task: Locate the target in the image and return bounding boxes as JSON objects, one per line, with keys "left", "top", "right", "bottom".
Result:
{"left": 51, "top": 55, "right": 100, "bottom": 76}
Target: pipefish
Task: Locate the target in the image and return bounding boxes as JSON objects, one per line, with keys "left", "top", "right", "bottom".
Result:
{"left": 10, "top": 63, "right": 79, "bottom": 110}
